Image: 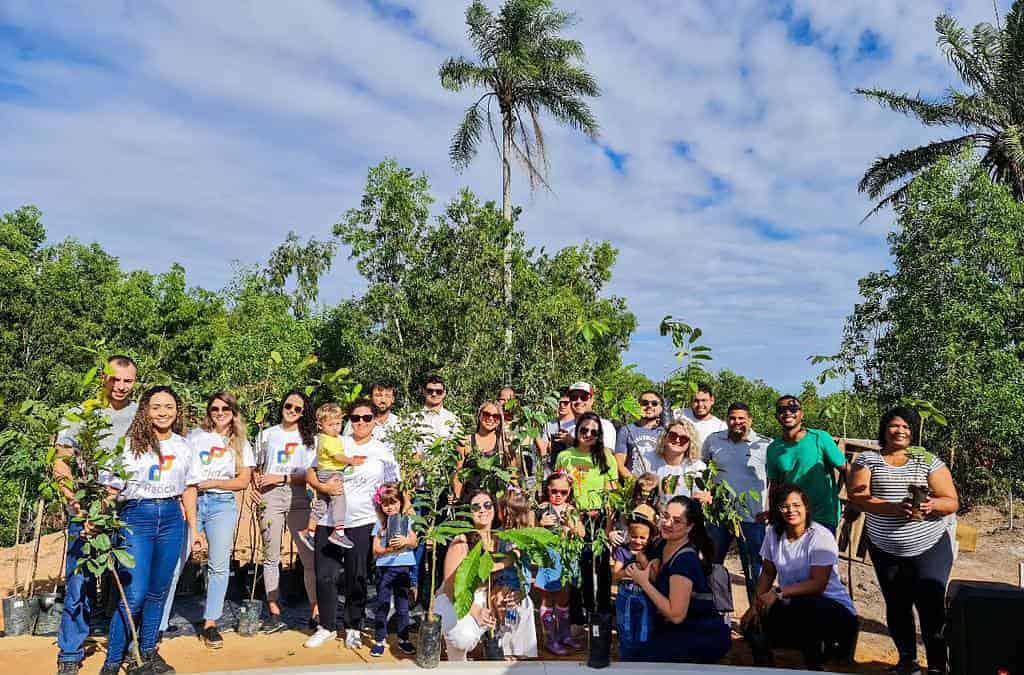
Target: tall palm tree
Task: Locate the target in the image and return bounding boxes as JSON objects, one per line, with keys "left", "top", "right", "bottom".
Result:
{"left": 440, "top": 0, "right": 600, "bottom": 359}
{"left": 857, "top": 1, "right": 1024, "bottom": 219}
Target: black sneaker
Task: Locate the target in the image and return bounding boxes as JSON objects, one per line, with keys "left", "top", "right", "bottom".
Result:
{"left": 57, "top": 662, "right": 81, "bottom": 675}
{"left": 201, "top": 625, "right": 224, "bottom": 649}
{"left": 142, "top": 650, "right": 175, "bottom": 675}
{"left": 260, "top": 614, "right": 286, "bottom": 634}
{"left": 124, "top": 659, "right": 152, "bottom": 675}
{"left": 397, "top": 640, "right": 416, "bottom": 655}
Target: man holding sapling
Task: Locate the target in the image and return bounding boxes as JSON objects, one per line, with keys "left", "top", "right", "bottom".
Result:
{"left": 54, "top": 355, "right": 138, "bottom": 675}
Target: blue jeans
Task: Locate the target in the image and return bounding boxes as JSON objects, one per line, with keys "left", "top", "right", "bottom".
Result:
{"left": 58, "top": 521, "right": 95, "bottom": 663}
{"left": 375, "top": 565, "right": 413, "bottom": 641}
{"left": 106, "top": 499, "right": 185, "bottom": 667}
{"left": 708, "top": 521, "right": 766, "bottom": 594}
{"left": 160, "top": 492, "right": 236, "bottom": 628}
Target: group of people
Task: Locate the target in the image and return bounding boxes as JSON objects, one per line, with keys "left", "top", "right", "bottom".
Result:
{"left": 51, "top": 357, "right": 960, "bottom": 675}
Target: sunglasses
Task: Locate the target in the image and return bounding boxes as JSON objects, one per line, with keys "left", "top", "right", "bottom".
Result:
{"left": 639, "top": 398, "right": 661, "bottom": 407}
{"left": 579, "top": 427, "right": 599, "bottom": 438}
{"left": 470, "top": 501, "right": 494, "bottom": 513}
{"left": 348, "top": 414, "right": 373, "bottom": 423}
{"left": 666, "top": 431, "right": 690, "bottom": 444}
{"left": 480, "top": 411, "right": 502, "bottom": 422}
{"left": 569, "top": 392, "right": 591, "bottom": 402}
{"left": 209, "top": 406, "right": 232, "bottom": 413}
{"left": 548, "top": 488, "right": 570, "bottom": 496}
{"left": 283, "top": 403, "right": 304, "bottom": 413}
{"left": 776, "top": 403, "right": 802, "bottom": 414}
{"left": 557, "top": 400, "right": 571, "bottom": 406}
{"left": 425, "top": 387, "right": 445, "bottom": 395}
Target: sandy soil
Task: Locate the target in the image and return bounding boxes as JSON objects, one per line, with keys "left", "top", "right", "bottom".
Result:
{"left": 1, "top": 506, "right": 1020, "bottom": 674}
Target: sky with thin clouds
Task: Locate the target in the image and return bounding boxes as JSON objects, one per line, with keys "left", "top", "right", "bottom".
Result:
{"left": 0, "top": 1, "right": 1008, "bottom": 391}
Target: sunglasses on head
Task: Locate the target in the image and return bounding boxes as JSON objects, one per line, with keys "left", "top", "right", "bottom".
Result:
{"left": 209, "top": 405, "right": 232, "bottom": 413}
{"left": 666, "top": 431, "right": 690, "bottom": 444}
{"left": 470, "top": 501, "right": 494, "bottom": 513}
{"left": 425, "top": 387, "right": 445, "bottom": 395}
{"left": 480, "top": 411, "right": 502, "bottom": 422}
{"left": 283, "top": 403, "right": 303, "bottom": 413}
{"left": 777, "top": 403, "right": 801, "bottom": 414}
{"left": 639, "top": 398, "right": 661, "bottom": 407}
{"left": 348, "top": 413, "right": 373, "bottom": 423}
{"left": 569, "top": 392, "right": 591, "bottom": 402}
{"left": 579, "top": 426, "right": 599, "bottom": 438}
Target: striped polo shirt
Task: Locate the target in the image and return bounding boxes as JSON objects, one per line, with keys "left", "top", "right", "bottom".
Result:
{"left": 854, "top": 448, "right": 947, "bottom": 557}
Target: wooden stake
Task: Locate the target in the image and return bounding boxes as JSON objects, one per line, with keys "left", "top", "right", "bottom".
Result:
{"left": 27, "top": 499, "right": 45, "bottom": 597}
{"left": 11, "top": 480, "right": 28, "bottom": 597}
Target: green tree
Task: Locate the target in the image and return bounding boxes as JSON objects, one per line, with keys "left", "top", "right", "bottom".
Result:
{"left": 857, "top": 1, "right": 1024, "bottom": 218}
{"left": 844, "top": 155, "right": 1024, "bottom": 500}
{"left": 440, "top": 0, "right": 600, "bottom": 362}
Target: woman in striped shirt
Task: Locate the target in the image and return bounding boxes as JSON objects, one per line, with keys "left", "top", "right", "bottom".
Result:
{"left": 849, "top": 406, "right": 959, "bottom": 675}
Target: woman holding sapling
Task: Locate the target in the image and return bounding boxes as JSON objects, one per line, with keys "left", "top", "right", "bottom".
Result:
{"left": 161, "top": 391, "right": 255, "bottom": 648}
{"left": 453, "top": 401, "right": 513, "bottom": 500}
{"left": 848, "top": 406, "right": 959, "bottom": 675}
{"left": 254, "top": 390, "right": 319, "bottom": 633}
{"left": 98, "top": 386, "right": 201, "bottom": 675}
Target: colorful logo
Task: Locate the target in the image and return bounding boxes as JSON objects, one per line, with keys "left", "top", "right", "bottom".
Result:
{"left": 147, "top": 455, "right": 176, "bottom": 481}
{"left": 276, "top": 442, "right": 298, "bottom": 465}
{"left": 199, "top": 446, "right": 228, "bottom": 465}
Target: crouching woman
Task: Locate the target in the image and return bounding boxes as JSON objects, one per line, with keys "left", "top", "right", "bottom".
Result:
{"left": 620, "top": 495, "right": 730, "bottom": 664}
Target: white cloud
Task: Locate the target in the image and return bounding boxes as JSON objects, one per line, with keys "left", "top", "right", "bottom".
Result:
{"left": 0, "top": 0, "right": 1005, "bottom": 391}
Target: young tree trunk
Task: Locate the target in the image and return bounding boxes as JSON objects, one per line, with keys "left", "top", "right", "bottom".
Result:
{"left": 11, "top": 480, "right": 28, "bottom": 596}
{"left": 111, "top": 567, "right": 144, "bottom": 667}
{"left": 427, "top": 540, "right": 438, "bottom": 617}
{"left": 501, "top": 113, "right": 514, "bottom": 376}
{"left": 27, "top": 499, "right": 45, "bottom": 597}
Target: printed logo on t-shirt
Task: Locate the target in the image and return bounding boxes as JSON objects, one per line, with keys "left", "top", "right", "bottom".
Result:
{"left": 147, "top": 455, "right": 176, "bottom": 481}
{"left": 277, "top": 442, "right": 298, "bottom": 464}
{"left": 199, "top": 446, "right": 227, "bottom": 465}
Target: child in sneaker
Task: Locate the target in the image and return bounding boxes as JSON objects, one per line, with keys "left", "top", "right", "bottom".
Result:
{"left": 299, "top": 403, "right": 357, "bottom": 550}
{"left": 369, "top": 483, "right": 417, "bottom": 657}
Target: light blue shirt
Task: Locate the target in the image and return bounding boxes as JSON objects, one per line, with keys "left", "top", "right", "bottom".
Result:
{"left": 373, "top": 522, "right": 416, "bottom": 567}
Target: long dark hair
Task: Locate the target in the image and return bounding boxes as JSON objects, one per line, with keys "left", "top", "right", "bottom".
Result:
{"left": 878, "top": 405, "right": 922, "bottom": 448}
{"left": 574, "top": 412, "right": 609, "bottom": 474}
{"left": 768, "top": 483, "right": 813, "bottom": 537}
{"left": 462, "top": 488, "right": 499, "bottom": 550}
{"left": 126, "top": 385, "right": 185, "bottom": 458}
{"left": 667, "top": 495, "right": 715, "bottom": 575}
{"left": 278, "top": 389, "right": 316, "bottom": 448}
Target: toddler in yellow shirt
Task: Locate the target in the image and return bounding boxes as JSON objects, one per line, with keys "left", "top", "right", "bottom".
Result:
{"left": 299, "top": 403, "right": 355, "bottom": 549}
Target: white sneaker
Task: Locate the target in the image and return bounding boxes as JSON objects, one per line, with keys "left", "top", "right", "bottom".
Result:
{"left": 303, "top": 627, "right": 334, "bottom": 648}
{"left": 345, "top": 629, "right": 362, "bottom": 648}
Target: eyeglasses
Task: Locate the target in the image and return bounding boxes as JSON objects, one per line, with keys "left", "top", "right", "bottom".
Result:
{"left": 658, "top": 514, "right": 685, "bottom": 526}
{"left": 283, "top": 403, "right": 303, "bottom": 413}
{"left": 425, "top": 387, "right": 445, "bottom": 395}
{"left": 666, "top": 431, "right": 690, "bottom": 444}
{"left": 568, "top": 392, "right": 591, "bottom": 402}
{"left": 557, "top": 400, "right": 571, "bottom": 406}
{"left": 348, "top": 414, "right": 374, "bottom": 423}
{"left": 579, "top": 427, "right": 599, "bottom": 438}
{"left": 470, "top": 501, "right": 494, "bottom": 513}
{"left": 639, "top": 399, "right": 661, "bottom": 407}
{"left": 776, "top": 403, "right": 801, "bottom": 414}
{"left": 548, "top": 488, "right": 570, "bottom": 496}
{"left": 480, "top": 411, "right": 502, "bottom": 422}
{"left": 209, "top": 406, "right": 232, "bottom": 413}
{"left": 778, "top": 503, "right": 804, "bottom": 512}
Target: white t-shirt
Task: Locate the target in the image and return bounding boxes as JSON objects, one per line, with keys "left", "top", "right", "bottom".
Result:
{"left": 315, "top": 436, "right": 400, "bottom": 529}
{"left": 100, "top": 433, "right": 200, "bottom": 501}
{"left": 673, "top": 408, "right": 727, "bottom": 450}
{"left": 187, "top": 429, "right": 256, "bottom": 493}
{"left": 258, "top": 425, "right": 316, "bottom": 476}
{"left": 57, "top": 402, "right": 139, "bottom": 451}
{"left": 655, "top": 458, "right": 707, "bottom": 505}
{"left": 760, "top": 522, "right": 856, "bottom": 615}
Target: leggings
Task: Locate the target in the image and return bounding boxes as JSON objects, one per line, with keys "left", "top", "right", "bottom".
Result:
{"left": 260, "top": 483, "right": 317, "bottom": 607}
{"left": 758, "top": 595, "right": 858, "bottom": 668}
{"left": 314, "top": 523, "right": 374, "bottom": 632}
{"left": 870, "top": 532, "right": 952, "bottom": 671}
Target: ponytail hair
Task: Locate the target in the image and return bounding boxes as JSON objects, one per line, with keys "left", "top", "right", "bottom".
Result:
{"left": 667, "top": 495, "right": 716, "bottom": 575}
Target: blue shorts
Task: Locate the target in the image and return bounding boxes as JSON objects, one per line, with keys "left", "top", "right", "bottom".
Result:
{"left": 534, "top": 548, "right": 564, "bottom": 592}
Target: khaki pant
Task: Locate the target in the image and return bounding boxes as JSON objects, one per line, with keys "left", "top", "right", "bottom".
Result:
{"left": 260, "top": 483, "right": 317, "bottom": 607}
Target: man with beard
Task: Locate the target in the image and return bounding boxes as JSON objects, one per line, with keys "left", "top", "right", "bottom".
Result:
{"left": 345, "top": 382, "right": 399, "bottom": 445}
{"left": 766, "top": 395, "right": 848, "bottom": 534}
{"left": 614, "top": 390, "right": 666, "bottom": 477}
{"left": 672, "top": 383, "right": 727, "bottom": 451}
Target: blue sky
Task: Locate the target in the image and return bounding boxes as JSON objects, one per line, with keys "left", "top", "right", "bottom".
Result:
{"left": 0, "top": 1, "right": 1007, "bottom": 391}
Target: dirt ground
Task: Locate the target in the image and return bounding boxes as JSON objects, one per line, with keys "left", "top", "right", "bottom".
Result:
{"left": 1, "top": 506, "right": 1020, "bottom": 674}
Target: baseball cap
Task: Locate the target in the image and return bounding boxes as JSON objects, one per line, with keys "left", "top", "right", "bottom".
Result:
{"left": 568, "top": 381, "right": 594, "bottom": 394}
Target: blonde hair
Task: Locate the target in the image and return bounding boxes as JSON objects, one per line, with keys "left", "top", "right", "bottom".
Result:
{"left": 656, "top": 418, "right": 701, "bottom": 461}
{"left": 316, "top": 402, "right": 344, "bottom": 425}
{"left": 201, "top": 391, "right": 248, "bottom": 476}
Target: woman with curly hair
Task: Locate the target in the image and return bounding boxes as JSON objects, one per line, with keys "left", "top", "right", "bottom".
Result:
{"left": 254, "top": 390, "right": 318, "bottom": 633}
{"left": 652, "top": 419, "right": 710, "bottom": 508}
{"left": 98, "top": 386, "right": 201, "bottom": 675}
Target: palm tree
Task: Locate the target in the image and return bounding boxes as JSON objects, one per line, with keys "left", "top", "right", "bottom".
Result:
{"left": 440, "top": 0, "right": 600, "bottom": 359}
{"left": 856, "top": 1, "right": 1024, "bottom": 219}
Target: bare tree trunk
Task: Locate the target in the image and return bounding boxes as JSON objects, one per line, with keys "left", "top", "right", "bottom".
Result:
{"left": 111, "top": 568, "right": 144, "bottom": 667}
{"left": 27, "top": 499, "right": 45, "bottom": 597}
{"left": 11, "top": 480, "right": 28, "bottom": 596}
{"left": 501, "top": 112, "right": 514, "bottom": 379}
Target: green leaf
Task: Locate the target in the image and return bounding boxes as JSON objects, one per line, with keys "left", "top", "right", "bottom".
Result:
{"left": 113, "top": 549, "right": 135, "bottom": 568}
{"left": 270, "top": 351, "right": 283, "bottom": 364}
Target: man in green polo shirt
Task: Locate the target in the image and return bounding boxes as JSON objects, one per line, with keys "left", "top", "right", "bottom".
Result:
{"left": 766, "top": 395, "right": 848, "bottom": 533}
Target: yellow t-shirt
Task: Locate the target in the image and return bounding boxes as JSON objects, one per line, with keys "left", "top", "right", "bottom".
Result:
{"left": 317, "top": 433, "right": 349, "bottom": 471}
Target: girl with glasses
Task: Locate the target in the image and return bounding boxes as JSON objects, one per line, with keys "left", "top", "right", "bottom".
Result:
{"left": 534, "top": 472, "right": 585, "bottom": 655}
{"left": 253, "top": 390, "right": 319, "bottom": 634}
